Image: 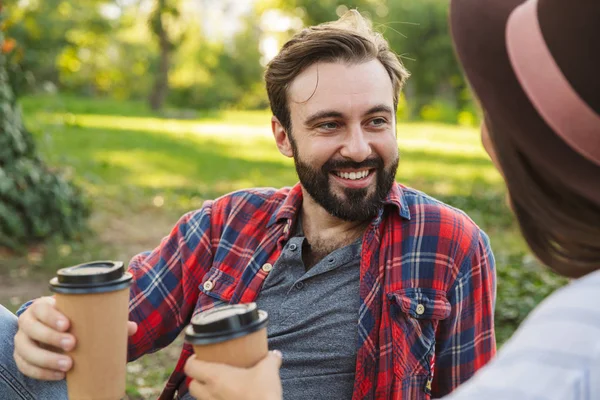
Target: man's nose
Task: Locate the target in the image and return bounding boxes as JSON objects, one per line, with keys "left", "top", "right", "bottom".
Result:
{"left": 339, "top": 125, "right": 372, "bottom": 162}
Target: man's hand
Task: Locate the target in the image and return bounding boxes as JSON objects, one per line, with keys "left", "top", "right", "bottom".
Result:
{"left": 184, "top": 350, "right": 283, "bottom": 400}
{"left": 13, "top": 296, "right": 138, "bottom": 381}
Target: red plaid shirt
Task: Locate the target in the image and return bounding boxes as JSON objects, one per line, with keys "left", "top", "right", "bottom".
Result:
{"left": 125, "top": 183, "right": 496, "bottom": 399}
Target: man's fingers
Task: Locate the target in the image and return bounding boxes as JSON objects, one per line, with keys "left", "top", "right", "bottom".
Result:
{"left": 188, "top": 379, "right": 212, "bottom": 400}
{"left": 21, "top": 315, "right": 75, "bottom": 352}
{"left": 14, "top": 331, "right": 72, "bottom": 373}
{"left": 14, "top": 351, "right": 65, "bottom": 381}
{"left": 263, "top": 350, "right": 283, "bottom": 370}
{"left": 127, "top": 321, "right": 138, "bottom": 336}
{"left": 31, "top": 297, "right": 70, "bottom": 332}
{"left": 18, "top": 303, "right": 75, "bottom": 352}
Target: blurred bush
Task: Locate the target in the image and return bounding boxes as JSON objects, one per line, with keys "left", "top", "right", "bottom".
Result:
{"left": 0, "top": 24, "right": 89, "bottom": 250}
{"left": 494, "top": 254, "right": 567, "bottom": 344}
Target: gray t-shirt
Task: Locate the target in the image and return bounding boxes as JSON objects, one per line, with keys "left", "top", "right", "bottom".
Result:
{"left": 255, "top": 233, "right": 362, "bottom": 400}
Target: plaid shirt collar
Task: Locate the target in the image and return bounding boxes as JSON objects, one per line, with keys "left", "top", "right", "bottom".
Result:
{"left": 267, "top": 182, "right": 411, "bottom": 229}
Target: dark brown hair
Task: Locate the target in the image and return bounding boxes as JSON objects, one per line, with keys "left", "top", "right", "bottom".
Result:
{"left": 264, "top": 10, "right": 410, "bottom": 135}
{"left": 486, "top": 116, "right": 600, "bottom": 278}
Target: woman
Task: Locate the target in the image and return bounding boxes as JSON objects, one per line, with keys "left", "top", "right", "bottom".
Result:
{"left": 184, "top": 0, "right": 600, "bottom": 398}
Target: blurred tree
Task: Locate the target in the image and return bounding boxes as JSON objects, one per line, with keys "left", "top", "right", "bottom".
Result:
{"left": 4, "top": 0, "right": 115, "bottom": 95}
{"left": 148, "top": 0, "right": 183, "bottom": 111}
{"left": 258, "top": 0, "right": 382, "bottom": 25}
{"left": 5, "top": 0, "right": 476, "bottom": 122}
{"left": 0, "top": 10, "right": 89, "bottom": 250}
{"left": 257, "top": 0, "right": 475, "bottom": 124}
{"left": 383, "top": 0, "right": 468, "bottom": 122}
{"left": 169, "top": 4, "right": 267, "bottom": 110}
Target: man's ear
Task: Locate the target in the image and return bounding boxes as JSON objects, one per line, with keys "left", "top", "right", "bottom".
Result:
{"left": 272, "top": 116, "right": 293, "bottom": 158}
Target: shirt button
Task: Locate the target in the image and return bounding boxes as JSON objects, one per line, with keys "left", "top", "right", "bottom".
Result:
{"left": 416, "top": 304, "right": 426, "bottom": 315}
{"left": 294, "top": 282, "right": 304, "bottom": 290}
{"left": 289, "top": 243, "right": 298, "bottom": 251}
{"left": 203, "top": 280, "right": 214, "bottom": 291}
{"left": 262, "top": 263, "right": 273, "bottom": 272}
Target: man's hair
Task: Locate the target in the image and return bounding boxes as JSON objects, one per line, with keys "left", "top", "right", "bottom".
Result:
{"left": 264, "top": 10, "right": 410, "bottom": 135}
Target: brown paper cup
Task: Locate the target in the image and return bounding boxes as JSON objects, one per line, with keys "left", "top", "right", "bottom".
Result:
{"left": 55, "top": 288, "right": 130, "bottom": 400}
{"left": 192, "top": 327, "right": 268, "bottom": 368}
{"left": 185, "top": 303, "right": 269, "bottom": 368}
{"left": 50, "top": 261, "right": 132, "bottom": 400}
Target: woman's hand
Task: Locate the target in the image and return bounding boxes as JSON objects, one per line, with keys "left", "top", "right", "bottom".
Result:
{"left": 184, "top": 350, "right": 283, "bottom": 400}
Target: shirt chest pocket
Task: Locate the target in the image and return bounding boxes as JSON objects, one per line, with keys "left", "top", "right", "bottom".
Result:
{"left": 387, "top": 288, "right": 451, "bottom": 378}
{"left": 195, "top": 266, "right": 236, "bottom": 315}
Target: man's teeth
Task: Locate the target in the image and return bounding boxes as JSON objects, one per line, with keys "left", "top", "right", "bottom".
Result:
{"left": 335, "top": 170, "right": 370, "bottom": 180}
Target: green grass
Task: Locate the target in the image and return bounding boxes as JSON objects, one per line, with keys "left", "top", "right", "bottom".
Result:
{"left": 4, "top": 93, "right": 567, "bottom": 398}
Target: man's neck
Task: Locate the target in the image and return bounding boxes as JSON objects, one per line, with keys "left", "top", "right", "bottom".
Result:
{"left": 298, "top": 188, "right": 369, "bottom": 268}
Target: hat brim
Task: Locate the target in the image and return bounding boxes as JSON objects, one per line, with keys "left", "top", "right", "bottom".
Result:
{"left": 450, "top": 0, "right": 600, "bottom": 205}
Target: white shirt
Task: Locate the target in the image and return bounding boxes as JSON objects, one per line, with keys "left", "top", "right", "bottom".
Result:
{"left": 444, "top": 269, "right": 600, "bottom": 400}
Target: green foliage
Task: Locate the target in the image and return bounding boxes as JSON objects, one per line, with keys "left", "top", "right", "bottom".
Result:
{"left": 494, "top": 254, "right": 568, "bottom": 344}
{"left": 263, "top": 0, "right": 381, "bottom": 25}
{"left": 269, "top": 0, "right": 474, "bottom": 122}
{"left": 169, "top": 11, "right": 267, "bottom": 110}
{"left": 5, "top": 0, "right": 116, "bottom": 92}
{"left": 0, "top": 28, "right": 89, "bottom": 250}
{"left": 419, "top": 100, "right": 460, "bottom": 124}
{"left": 6, "top": 0, "right": 477, "bottom": 120}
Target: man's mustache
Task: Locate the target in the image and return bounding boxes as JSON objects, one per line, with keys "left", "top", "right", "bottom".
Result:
{"left": 322, "top": 157, "right": 384, "bottom": 173}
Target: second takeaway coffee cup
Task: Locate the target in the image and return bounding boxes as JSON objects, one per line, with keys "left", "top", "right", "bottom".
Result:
{"left": 50, "top": 261, "right": 133, "bottom": 400}
{"left": 184, "top": 303, "right": 269, "bottom": 368}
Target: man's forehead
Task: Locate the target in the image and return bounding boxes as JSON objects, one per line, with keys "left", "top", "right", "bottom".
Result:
{"left": 288, "top": 60, "right": 394, "bottom": 115}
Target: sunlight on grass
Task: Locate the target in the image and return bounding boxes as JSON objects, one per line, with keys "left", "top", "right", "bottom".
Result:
{"left": 398, "top": 123, "right": 488, "bottom": 157}
{"left": 95, "top": 151, "right": 194, "bottom": 187}
{"left": 36, "top": 112, "right": 273, "bottom": 137}
{"left": 34, "top": 111, "right": 489, "bottom": 158}
{"left": 26, "top": 109, "right": 502, "bottom": 200}
{"left": 35, "top": 111, "right": 492, "bottom": 163}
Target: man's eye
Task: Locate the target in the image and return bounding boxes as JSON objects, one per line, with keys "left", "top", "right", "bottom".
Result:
{"left": 319, "top": 122, "right": 339, "bottom": 130}
{"left": 370, "top": 118, "right": 387, "bottom": 126}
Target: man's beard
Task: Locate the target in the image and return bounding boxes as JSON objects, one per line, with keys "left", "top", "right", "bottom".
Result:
{"left": 292, "top": 145, "right": 399, "bottom": 222}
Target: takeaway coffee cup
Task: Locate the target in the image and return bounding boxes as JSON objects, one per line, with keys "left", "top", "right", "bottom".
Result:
{"left": 184, "top": 303, "right": 269, "bottom": 368}
{"left": 49, "top": 261, "right": 133, "bottom": 400}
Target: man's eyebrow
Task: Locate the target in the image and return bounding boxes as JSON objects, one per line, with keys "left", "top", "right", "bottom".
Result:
{"left": 303, "top": 105, "right": 393, "bottom": 126}
{"left": 365, "top": 105, "right": 393, "bottom": 115}
{"left": 304, "top": 110, "right": 344, "bottom": 126}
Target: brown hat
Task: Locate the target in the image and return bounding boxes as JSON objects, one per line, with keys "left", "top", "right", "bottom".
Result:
{"left": 450, "top": 0, "right": 600, "bottom": 205}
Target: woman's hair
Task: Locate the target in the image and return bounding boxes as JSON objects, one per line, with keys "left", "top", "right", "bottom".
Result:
{"left": 486, "top": 116, "right": 600, "bottom": 278}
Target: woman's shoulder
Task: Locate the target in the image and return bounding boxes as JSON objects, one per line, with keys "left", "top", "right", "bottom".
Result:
{"left": 525, "top": 269, "right": 600, "bottom": 324}
{"left": 491, "top": 269, "right": 600, "bottom": 391}
{"left": 442, "top": 270, "right": 600, "bottom": 400}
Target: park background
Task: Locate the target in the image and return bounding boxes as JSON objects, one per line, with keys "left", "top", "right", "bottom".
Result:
{"left": 1, "top": 1, "right": 567, "bottom": 398}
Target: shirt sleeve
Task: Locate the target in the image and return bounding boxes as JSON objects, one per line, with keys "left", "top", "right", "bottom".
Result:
{"left": 16, "top": 300, "right": 34, "bottom": 317}
{"left": 432, "top": 229, "right": 497, "bottom": 397}
{"left": 126, "top": 201, "right": 215, "bottom": 362}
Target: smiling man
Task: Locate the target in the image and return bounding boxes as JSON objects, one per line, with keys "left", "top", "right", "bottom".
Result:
{"left": 271, "top": 59, "right": 401, "bottom": 268}
{"left": 2, "top": 10, "right": 496, "bottom": 400}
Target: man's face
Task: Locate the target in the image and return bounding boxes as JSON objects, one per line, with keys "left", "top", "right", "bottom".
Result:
{"left": 275, "top": 60, "right": 399, "bottom": 221}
